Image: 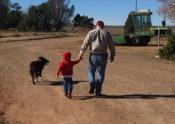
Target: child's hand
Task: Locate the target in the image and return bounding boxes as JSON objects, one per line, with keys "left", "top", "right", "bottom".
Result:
{"left": 56, "top": 75, "right": 58, "bottom": 78}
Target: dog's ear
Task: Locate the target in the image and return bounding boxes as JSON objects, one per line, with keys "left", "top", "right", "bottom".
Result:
{"left": 38, "top": 56, "right": 49, "bottom": 63}
{"left": 38, "top": 56, "right": 44, "bottom": 60}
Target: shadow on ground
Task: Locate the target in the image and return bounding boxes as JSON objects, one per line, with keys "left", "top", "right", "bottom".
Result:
{"left": 73, "top": 94, "right": 175, "bottom": 100}
{"left": 35, "top": 80, "right": 88, "bottom": 86}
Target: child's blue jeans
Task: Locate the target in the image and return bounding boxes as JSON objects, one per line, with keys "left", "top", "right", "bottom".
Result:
{"left": 62, "top": 77, "right": 73, "bottom": 95}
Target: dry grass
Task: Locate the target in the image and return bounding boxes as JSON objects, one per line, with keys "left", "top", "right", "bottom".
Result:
{"left": 0, "top": 31, "right": 82, "bottom": 44}
{"left": 0, "top": 33, "right": 4, "bottom": 38}
{"left": 0, "top": 26, "right": 123, "bottom": 38}
{"left": 105, "top": 26, "right": 124, "bottom": 35}
{"left": 0, "top": 25, "right": 171, "bottom": 42}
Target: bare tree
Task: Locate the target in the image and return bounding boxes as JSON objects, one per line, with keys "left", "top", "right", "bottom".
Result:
{"left": 157, "top": 0, "right": 175, "bottom": 22}
{"left": 47, "top": 0, "right": 75, "bottom": 31}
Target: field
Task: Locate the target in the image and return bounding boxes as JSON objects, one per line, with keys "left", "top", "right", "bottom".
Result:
{"left": 0, "top": 29, "right": 175, "bottom": 124}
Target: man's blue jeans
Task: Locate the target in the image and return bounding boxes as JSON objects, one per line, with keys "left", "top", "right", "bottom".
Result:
{"left": 62, "top": 77, "right": 73, "bottom": 95}
{"left": 88, "top": 53, "right": 108, "bottom": 94}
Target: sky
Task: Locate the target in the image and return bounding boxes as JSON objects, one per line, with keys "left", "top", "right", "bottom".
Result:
{"left": 11, "top": 0, "right": 174, "bottom": 26}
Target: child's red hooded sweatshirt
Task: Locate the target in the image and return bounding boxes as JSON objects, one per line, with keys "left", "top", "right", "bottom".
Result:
{"left": 56, "top": 51, "right": 80, "bottom": 78}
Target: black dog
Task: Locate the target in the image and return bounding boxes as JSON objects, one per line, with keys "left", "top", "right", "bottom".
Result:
{"left": 30, "top": 57, "right": 49, "bottom": 85}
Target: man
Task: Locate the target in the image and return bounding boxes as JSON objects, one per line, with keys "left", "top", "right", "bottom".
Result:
{"left": 78, "top": 20, "right": 116, "bottom": 96}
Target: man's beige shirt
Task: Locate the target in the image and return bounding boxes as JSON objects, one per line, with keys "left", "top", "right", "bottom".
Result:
{"left": 79, "top": 28, "right": 116, "bottom": 57}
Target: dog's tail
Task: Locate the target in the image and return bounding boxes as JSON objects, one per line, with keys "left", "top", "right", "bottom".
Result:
{"left": 29, "top": 63, "right": 33, "bottom": 75}
{"left": 29, "top": 63, "right": 36, "bottom": 84}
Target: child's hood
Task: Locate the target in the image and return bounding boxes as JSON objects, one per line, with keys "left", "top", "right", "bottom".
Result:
{"left": 62, "top": 51, "right": 71, "bottom": 61}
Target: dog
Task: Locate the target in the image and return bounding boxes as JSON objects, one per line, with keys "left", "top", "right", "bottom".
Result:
{"left": 30, "top": 56, "right": 49, "bottom": 85}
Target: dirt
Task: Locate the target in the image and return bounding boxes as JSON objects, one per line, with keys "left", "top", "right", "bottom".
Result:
{"left": 0, "top": 34, "right": 175, "bottom": 124}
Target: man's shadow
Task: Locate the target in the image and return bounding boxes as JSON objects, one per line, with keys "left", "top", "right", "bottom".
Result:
{"left": 36, "top": 80, "right": 88, "bottom": 86}
{"left": 73, "top": 94, "right": 175, "bottom": 100}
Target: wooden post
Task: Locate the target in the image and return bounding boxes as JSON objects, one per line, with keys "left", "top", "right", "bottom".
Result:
{"left": 155, "top": 23, "right": 161, "bottom": 59}
{"left": 158, "top": 23, "right": 160, "bottom": 50}
{"left": 135, "top": 0, "right": 138, "bottom": 12}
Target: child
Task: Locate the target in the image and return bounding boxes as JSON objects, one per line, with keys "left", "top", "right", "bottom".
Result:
{"left": 56, "top": 51, "right": 81, "bottom": 99}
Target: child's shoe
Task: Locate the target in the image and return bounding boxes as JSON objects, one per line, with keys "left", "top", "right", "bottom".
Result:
{"left": 65, "top": 93, "right": 68, "bottom": 97}
{"left": 68, "top": 93, "right": 72, "bottom": 99}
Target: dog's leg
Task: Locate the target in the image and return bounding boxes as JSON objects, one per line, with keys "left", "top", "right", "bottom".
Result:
{"left": 30, "top": 70, "right": 36, "bottom": 85}
{"left": 34, "top": 78, "right": 37, "bottom": 84}
{"left": 33, "top": 73, "right": 37, "bottom": 85}
{"left": 33, "top": 78, "right": 36, "bottom": 85}
{"left": 33, "top": 76, "right": 36, "bottom": 85}
{"left": 38, "top": 72, "right": 42, "bottom": 80}
{"left": 35, "top": 73, "right": 38, "bottom": 84}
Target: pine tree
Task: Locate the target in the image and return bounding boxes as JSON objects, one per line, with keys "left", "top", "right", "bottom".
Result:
{"left": 159, "top": 34, "right": 175, "bottom": 60}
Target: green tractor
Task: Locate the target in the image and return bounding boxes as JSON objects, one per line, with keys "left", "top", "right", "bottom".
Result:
{"left": 113, "top": 9, "right": 171, "bottom": 45}
{"left": 150, "top": 24, "right": 172, "bottom": 37}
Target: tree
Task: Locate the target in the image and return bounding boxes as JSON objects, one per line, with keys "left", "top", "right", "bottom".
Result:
{"left": 73, "top": 13, "right": 82, "bottom": 27}
{"left": 157, "top": 0, "right": 175, "bottom": 22}
{"left": 47, "top": 0, "right": 75, "bottom": 31}
{"left": 28, "top": 6, "right": 38, "bottom": 31}
{"left": 17, "top": 13, "right": 29, "bottom": 31}
{"left": 18, "top": 3, "right": 49, "bottom": 31}
{"left": 5, "top": 3, "right": 22, "bottom": 28}
{"left": 73, "top": 14, "right": 94, "bottom": 30}
{"left": 27, "top": 4, "right": 50, "bottom": 31}
{"left": 0, "top": 0, "right": 10, "bottom": 29}
{"left": 37, "top": 3, "right": 50, "bottom": 31}
{"left": 0, "top": 1, "right": 22, "bottom": 29}
{"left": 81, "top": 16, "right": 94, "bottom": 30}
{"left": 18, "top": 0, "right": 74, "bottom": 31}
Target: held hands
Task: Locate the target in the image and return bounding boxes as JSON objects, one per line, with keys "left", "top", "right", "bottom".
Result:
{"left": 78, "top": 56, "right": 83, "bottom": 61}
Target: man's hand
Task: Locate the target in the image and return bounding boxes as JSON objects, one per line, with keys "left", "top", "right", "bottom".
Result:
{"left": 110, "top": 55, "right": 114, "bottom": 62}
{"left": 78, "top": 55, "right": 83, "bottom": 60}
{"left": 78, "top": 57, "right": 83, "bottom": 60}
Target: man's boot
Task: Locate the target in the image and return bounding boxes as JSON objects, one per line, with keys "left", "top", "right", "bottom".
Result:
{"left": 89, "top": 83, "right": 95, "bottom": 94}
{"left": 95, "top": 81, "right": 102, "bottom": 96}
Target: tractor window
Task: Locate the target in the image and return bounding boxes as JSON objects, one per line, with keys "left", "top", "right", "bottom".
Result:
{"left": 132, "top": 15, "right": 142, "bottom": 29}
{"left": 142, "top": 15, "right": 151, "bottom": 27}
{"left": 132, "top": 14, "right": 151, "bottom": 30}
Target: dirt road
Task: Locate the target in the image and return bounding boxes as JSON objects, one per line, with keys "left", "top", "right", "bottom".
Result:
{"left": 0, "top": 35, "right": 175, "bottom": 124}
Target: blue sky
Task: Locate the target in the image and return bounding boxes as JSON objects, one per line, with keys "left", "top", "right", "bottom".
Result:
{"left": 11, "top": 0, "right": 173, "bottom": 26}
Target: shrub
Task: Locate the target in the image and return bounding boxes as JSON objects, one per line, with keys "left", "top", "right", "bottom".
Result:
{"left": 159, "top": 34, "right": 175, "bottom": 60}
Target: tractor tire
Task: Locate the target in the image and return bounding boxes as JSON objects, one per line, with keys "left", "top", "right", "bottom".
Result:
{"left": 131, "top": 37, "right": 140, "bottom": 45}
{"left": 140, "top": 36, "right": 150, "bottom": 46}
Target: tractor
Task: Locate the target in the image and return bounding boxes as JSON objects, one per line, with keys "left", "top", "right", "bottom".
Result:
{"left": 113, "top": 9, "right": 172, "bottom": 45}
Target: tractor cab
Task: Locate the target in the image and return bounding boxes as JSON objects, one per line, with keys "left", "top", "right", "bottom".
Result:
{"left": 129, "top": 9, "right": 152, "bottom": 32}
